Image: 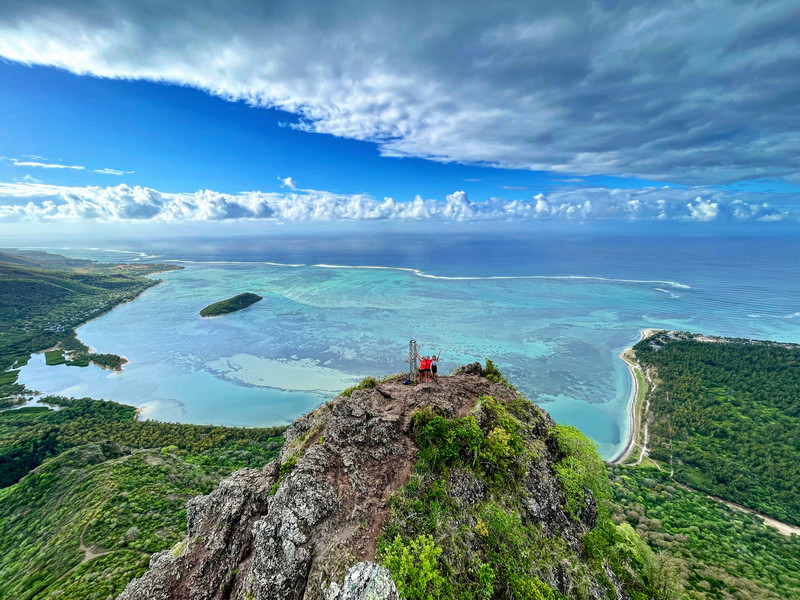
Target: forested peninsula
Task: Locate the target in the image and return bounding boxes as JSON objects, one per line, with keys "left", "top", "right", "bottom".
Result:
{"left": 610, "top": 330, "right": 800, "bottom": 600}
{"left": 199, "top": 292, "right": 263, "bottom": 317}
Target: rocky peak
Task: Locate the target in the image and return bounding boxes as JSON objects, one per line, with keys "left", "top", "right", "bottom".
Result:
{"left": 117, "top": 364, "right": 622, "bottom": 600}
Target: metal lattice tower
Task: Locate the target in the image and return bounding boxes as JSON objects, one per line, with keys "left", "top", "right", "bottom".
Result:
{"left": 405, "top": 339, "right": 418, "bottom": 382}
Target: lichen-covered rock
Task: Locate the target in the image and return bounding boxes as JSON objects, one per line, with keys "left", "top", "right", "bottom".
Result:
{"left": 454, "top": 361, "right": 484, "bottom": 376}
{"left": 448, "top": 467, "right": 487, "bottom": 507}
{"left": 325, "top": 562, "right": 399, "bottom": 600}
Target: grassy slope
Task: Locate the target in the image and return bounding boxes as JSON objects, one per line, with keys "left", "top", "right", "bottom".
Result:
{"left": 0, "top": 445, "right": 224, "bottom": 600}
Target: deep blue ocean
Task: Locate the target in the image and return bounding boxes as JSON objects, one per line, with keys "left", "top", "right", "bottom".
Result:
{"left": 14, "top": 231, "right": 800, "bottom": 459}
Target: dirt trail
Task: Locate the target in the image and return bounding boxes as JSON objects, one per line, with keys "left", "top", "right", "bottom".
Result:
{"left": 77, "top": 499, "right": 111, "bottom": 563}
{"left": 672, "top": 482, "right": 800, "bottom": 538}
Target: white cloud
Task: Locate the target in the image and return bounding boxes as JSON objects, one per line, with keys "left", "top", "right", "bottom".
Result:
{"left": 279, "top": 177, "right": 298, "bottom": 190}
{"left": 0, "top": 1, "right": 798, "bottom": 184}
{"left": 12, "top": 159, "right": 85, "bottom": 170}
{"left": 94, "top": 168, "right": 133, "bottom": 175}
{"left": 19, "top": 174, "right": 41, "bottom": 183}
{"left": 686, "top": 198, "right": 719, "bottom": 222}
{"left": 0, "top": 181, "right": 794, "bottom": 224}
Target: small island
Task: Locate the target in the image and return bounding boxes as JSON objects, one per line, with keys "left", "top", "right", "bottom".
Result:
{"left": 199, "top": 292, "right": 263, "bottom": 317}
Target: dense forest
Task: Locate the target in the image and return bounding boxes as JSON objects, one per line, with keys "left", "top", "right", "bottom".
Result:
{"left": 0, "top": 396, "right": 286, "bottom": 488}
{"left": 610, "top": 466, "right": 800, "bottom": 600}
{"left": 0, "top": 249, "right": 179, "bottom": 406}
{"left": 632, "top": 332, "right": 800, "bottom": 524}
{"left": 0, "top": 398, "right": 285, "bottom": 600}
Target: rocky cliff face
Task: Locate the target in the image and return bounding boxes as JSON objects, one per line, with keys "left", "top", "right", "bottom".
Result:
{"left": 118, "top": 364, "right": 632, "bottom": 600}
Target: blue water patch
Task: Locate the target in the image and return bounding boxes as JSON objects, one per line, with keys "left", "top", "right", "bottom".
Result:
{"left": 15, "top": 233, "right": 800, "bottom": 459}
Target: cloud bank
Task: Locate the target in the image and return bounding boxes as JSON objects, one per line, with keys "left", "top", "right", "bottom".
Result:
{"left": 0, "top": 182, "right": 791, "bottom": 224}
{"left": 1, "top": 1, "right": 799, "bottom": 184}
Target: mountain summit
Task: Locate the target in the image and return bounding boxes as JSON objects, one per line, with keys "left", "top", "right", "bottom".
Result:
{"left": 118, "top": 363, "right": 665, "bottom": 600}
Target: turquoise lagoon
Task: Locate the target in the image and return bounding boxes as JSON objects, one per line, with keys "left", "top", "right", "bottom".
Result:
{"left": 15, "top": 233, "right": 800, "bottom": 459}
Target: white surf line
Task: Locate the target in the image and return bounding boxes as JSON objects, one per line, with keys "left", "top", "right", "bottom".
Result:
{"left": 92, "top": 256, "right": 691, "bottom": 290}
{"left": 158, "top": 259, "right": 306, "bottom": 267}
{"left": 311, "top": 264, "right": 691, "bottom": 289}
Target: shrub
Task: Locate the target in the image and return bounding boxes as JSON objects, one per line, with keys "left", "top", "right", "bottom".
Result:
{"left": 341, "top": 376, "right": 378, "bottom": 397}
{"left": 412, "top": 410, "right": 483, "bottom": 470}
{"left": 279, "top": 456, "right": 297, "bottom": 475}
{"left": 380, "top": 534, "right": 445, "bottom": 600}
{"left": 484, "top": 359, "right": 502, "bottom": 384}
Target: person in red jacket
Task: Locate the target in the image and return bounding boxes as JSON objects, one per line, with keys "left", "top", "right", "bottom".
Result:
{"left": 416, "top": 352, "right": 431, "bottom": 382}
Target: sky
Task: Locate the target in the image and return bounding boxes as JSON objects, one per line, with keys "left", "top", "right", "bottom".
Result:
{"left": 0, "top": 0, "right": 799, "bottom": 231}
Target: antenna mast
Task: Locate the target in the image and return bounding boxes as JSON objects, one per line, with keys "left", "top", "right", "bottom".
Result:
{"left": 406, "top": 339, "right": 418, "bottom": 383}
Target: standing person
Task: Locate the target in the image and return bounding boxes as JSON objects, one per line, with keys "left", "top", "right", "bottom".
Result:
{"left": 416, "top": 352, "right": 431, "bottom": 382}
{"left": 430, "top": 350, "right": 441, "bottom": 381}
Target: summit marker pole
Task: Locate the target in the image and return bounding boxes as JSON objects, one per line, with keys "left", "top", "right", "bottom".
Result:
{"left": 406, "top": 339, "right": 418, "bottom": 383}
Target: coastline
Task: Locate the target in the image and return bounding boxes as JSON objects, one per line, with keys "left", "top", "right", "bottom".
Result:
{"left": 10, "top": 262, "right": 180, "bottom": 405}
{"left": 608, "top": 329, "right": 662, "bottom": 464}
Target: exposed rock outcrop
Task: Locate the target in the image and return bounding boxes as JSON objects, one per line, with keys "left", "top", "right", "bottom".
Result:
{"left": 325, "top": 562, "right": 399, "bottom": 600}
{"left": 117, "top": 364, "right": 624, "bottom": 600}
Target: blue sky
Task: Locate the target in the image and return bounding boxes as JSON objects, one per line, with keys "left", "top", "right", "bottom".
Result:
{"left": 0, "top": 1, "right": 798, "bottom": 229}
{"left": 1, "top": 61, "right": 659, "bottom": 200}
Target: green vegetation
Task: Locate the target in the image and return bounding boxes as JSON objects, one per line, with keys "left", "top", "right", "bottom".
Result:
{"left": 0, "top": 398, "right": 286, "bottom": 600}
{"left": 341, "top": 376, "right": 378, "bottom": 397}
{"left": 610, "top": 465, "right": 800, "bottom": 600}
{"left": 611, "top": 331, "right": 800, "bottom": 599}
{"left": 632, "top": 332, "right": 800, "bottom": 524}
{"left": 45, "top": 349, "right": 67, "bottom": 366}
{"left": 340, "top": 372, "right": 402, "bottom": 396}
{"left": 551, "top": 425, "right": 610, "bottom": 520}
{"left": 484, "top": 359, "right": 513, "bottom": 388}
{"left": 0, "top": 249, "right": 180, "bottom": 403}
{"left": 378, "top": 393, "right": 674, "bottom": 599}
{"left": 0, "top": 369, "right": 19, "bottom": 385}
{"left": 0, "top": 396, "right": 285, "bottom": 488}
{"left": 199, "top": 292, "right": 262, "bottom": 317}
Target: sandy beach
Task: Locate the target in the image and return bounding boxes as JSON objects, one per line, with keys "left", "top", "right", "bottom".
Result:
{"left": 608, "top": 329, "right": 663, "bottom": 464}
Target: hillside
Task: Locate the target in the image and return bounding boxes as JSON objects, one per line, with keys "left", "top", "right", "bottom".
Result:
{"left": 0, "top": 399, "right": 285, "bottom": 600}
{"left": 610, "top": 466, "right": 800, "bottom": 600}
{"left": 199, "top": 292, "right": 263, "bottom": 317}
{"left": 119, "top": 363, "right": 672, "bottom": 600}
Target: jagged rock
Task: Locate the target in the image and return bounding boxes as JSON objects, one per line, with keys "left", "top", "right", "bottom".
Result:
{"left": 325, "top": 562, "right": 399, "bottom": 600}
{"left": 454, "top": 361, "right": 484, "bottom": 376}
{"left": 116, "top": 367, "right": 627, "bottom": 600}
{"left": 117, "top": 464, "right": 278, "bottom": 600}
